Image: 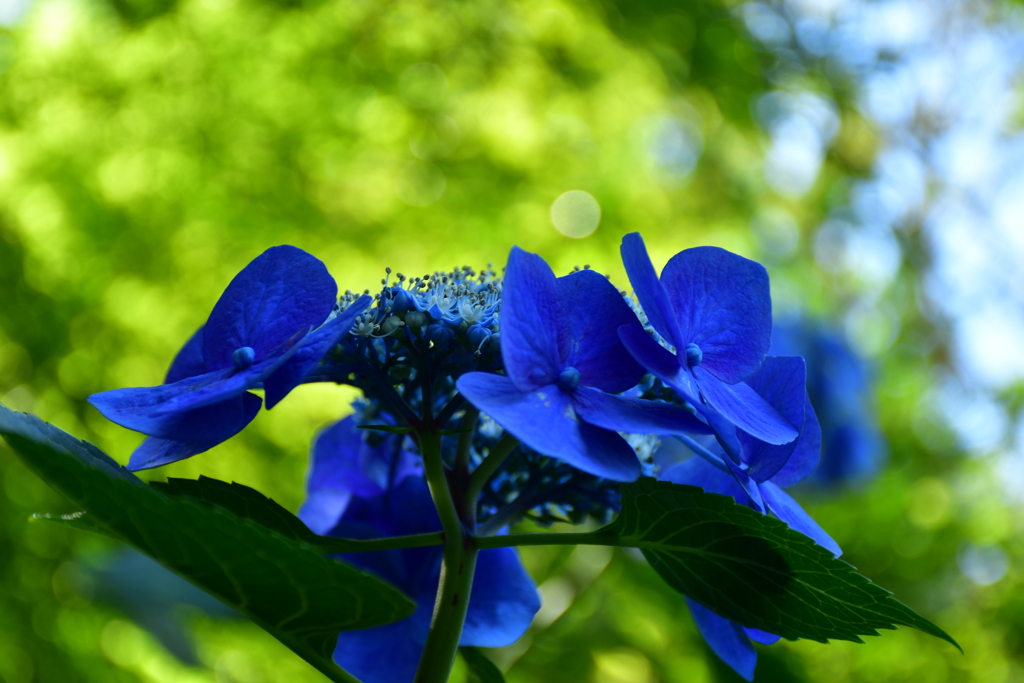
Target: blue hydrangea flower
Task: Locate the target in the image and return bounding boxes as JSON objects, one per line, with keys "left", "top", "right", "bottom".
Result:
{"left": 88, "top": 246, "right": 371, "bottom": 470}
{"left": 299, "top": 416, "right": 540, "bottom": 683}
{"left": 457, "top": 247, "right": 712, "bottom": 482}
{"left": 299, "top": 414, "right": 423, "bottom": 535}
{"left": 660, "top": 356, "right": 836, "bottom": 550}
{"left": 771, "top": 319, "right": 886, "bottom": 485}
{"left": 657, "top": 357, "right": 839, "bottom": 681}
{"left": 618, "top": 233, "right": 798, "bottom": 446}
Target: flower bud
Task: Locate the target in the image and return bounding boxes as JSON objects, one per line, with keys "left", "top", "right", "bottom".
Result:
{"left": 379, "top": 316, "right": 405, "bottom": 335}
{"left": 426, "top": 323, "right": 455, "bottom": 349}
{"left": 467, "top": 324, "right": 491, "bottom": 349}
{"left": 405, "top": 311, "right": 428, "bottom": 328}
{"left": 390, "top": 288, "right": 414, "bottom": 313}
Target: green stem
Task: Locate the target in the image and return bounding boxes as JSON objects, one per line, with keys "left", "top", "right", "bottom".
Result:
{"left": 414, "top": 429, "right": 479, "bottom": 683}
{"left": 315, "top": 532, "right": 444, "bottom": 554}
{"left": 475, "top": 531, "right": 616, "bottom": 550}
{"left": 454, "top": 405, "right": 479, "bottom": 474}
{"left": 464, "top": 433, "right": 518, "bottom": 514}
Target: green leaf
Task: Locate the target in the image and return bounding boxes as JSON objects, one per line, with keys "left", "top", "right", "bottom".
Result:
{"left": 0, "top": 405, "right": 417, "bottom": 683}
{"left": 154, "top": 476, "right": 329, "bottom": 545}
{"left": 460, "top": 648, "right": 505, "bottom": 683}
{"left": 155, "top": 476, "right": 443, "bottom": 554}
{"left": 607, "top": 478, "right": 960, "bottom": 651}
{"left": 30, "top": 511, "right": 115, "bottom": 537}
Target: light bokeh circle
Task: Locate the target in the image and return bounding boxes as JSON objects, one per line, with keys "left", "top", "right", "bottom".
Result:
{"left": 550, "top": 190, "right": 601, "bottom": 238}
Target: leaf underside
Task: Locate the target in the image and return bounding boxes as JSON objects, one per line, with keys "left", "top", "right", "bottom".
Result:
{"left": 461, "top": 647, "right": 506, "bottom": 683}
{"left": 607, "top": 478, "right": 960, "bottom": 651}
{"left": 0, "top": 405, "right": 416, "bottom": 683}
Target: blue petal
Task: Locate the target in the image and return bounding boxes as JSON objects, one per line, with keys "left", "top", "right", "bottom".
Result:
{"left": 91, "top": 376, "right": 258, "bottom": 442}
{"left": 323, "top": 485, "right": 440, "bottom": 683}
{"left": 737, "top": 357, "right": 807, "bottom": 483}
{"left": 571, "top": 386, "right": 712, "bottom": 437}
{"left": 743, "top": 628, "right": 781, "bottom": 646}
{"left": 153, "top": 328, "right": 307, "bottom": 415}
{"left": 298, "top": 488, "right": 353, "bottom": 536}
{"left": 660, "top": 247, "right": 771, "bottom": 384}
{"left": 462, "top": 547, "right": 540, "bottom": 647}
{"left": 618, "top": 323, "right": 686, "bottom": 386}
{"left": 692, "top": 366, "right": 797, "bottom": 445}
{"left": 202, "top": 245, "right": 337, "bottom": 369}
{"left": 333, "top": 606, "right": 432, "bottom": 683}
{"left": 333, "top": 548, "right": 536, "bottom": 683}
{"left": 700, "top": 408, "right": 744, "bottom": 462}
{"left": 305, "top": 415, "right": 422, "bottom": 503}
{"left": 500, "top": 247, "right": 566, "bottom": 392}
{"left": 328, "top": 521, "right": 425, "bottom": 600}
{"left": 456, "top": 372, "right": 640, "bottom": 481}
{"left": 723, "top": 457, "right": 765, "bottom": 513}
{"left": 661, "top": 438, "right": 765, "bottom": 511}
{"left": 686, "top": 598, "right": 757, "bottom": 682}
{"left": 660, "top": 454, "right": 748, "bottom": 502}
{"left": 329, "top": 482, "right": 538, "bottom": 681}
{"left": 126, "top": 393, "right": 261, "bottom": 470}
{"left": 760, "top": 482, "right": 842, "bottom": 557}
{"left": 330, "top": 478, "right": 443, "bottom": 596}
{"left": 263, "top": 295, "right": 373, "bottom": 409}
{"left": 770, "top": 398, "right": 822, "bottom": 488}
{"left": 620, "top": 233, "right": 682, "bottom": 348}
{"left": 334, "top": 472, "right": 441, "bottom": 540}
{"left": 556, "top": 270, "right": 645, "bottom": 393}
{"left": 165, "top": 327, "right": 207, "bottom": 382}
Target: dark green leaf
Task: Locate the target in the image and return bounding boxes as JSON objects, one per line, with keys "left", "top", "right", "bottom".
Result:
{"left": 606, "top": 478, "right": 960, "bottom": 651}
{"left": 30, "top": 511, "right": 115, "bottom": 537}
{"left": 0, "top": 405, "right": 416, "bottom": 683}
{"left": 461, "top": 647, "right": 505, "bottom": 683}
{"left": 155, "top": 476, "right": 327, "bottom": 545}
{"left": 155, "top": 476, "right": 442, "bottom": 554}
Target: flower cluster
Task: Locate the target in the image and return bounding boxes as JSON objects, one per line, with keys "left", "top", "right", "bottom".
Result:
{"left": 89, "top": 234, "right": 842, "bottom": 681}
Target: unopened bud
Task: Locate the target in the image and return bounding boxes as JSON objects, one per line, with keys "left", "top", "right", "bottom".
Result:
{"left": 379, "top": 316, "right": 405, "bottom": 335}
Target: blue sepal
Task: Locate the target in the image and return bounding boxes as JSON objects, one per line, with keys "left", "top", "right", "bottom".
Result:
{"left": 686, "top": 598, "right": 758, "bottom": 682}
{"left": 692, "top": 367, "right": 797, "bottom": 445}
{"left": 499, "top": 247, "right": 566, "bottom": 392}
{"left": 457, "top": 373, "right": 641, "bottom": 481}
{"left": 660, "top": 246, "right": 772, "bottom": 384}
{"left": 572, "top": 386, "right": 712, "bottom": 437}
{"left": 125, "top": 392, "right": 262, "bottom": 471}
{"left": 556, "top": 269, "right": 646, "bottom": 393}
{"left": 738, "top": 357, "right": 808, "bottom": 483}
{"left": 760, "top": 482, "right": 842, "bottom": 557}
{"left": 264, "top": 295, "right": 372, "bottom": 409}
{"left": 201, "top": 245, "right": 338, "bottom": 368}
{"left": 769, "top": 397, "right": 822, "bottom": 488}
{"left": 620, "top": 233, "right": 682, "bottom": 348}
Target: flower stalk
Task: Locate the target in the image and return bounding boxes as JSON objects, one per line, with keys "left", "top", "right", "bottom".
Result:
{"left": 414, "top": 428, "right": 479, "bottom": 683}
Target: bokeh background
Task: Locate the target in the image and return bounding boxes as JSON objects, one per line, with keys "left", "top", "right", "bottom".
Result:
{"left": 1, "top": 0, "right": 1024, "bottom": 680}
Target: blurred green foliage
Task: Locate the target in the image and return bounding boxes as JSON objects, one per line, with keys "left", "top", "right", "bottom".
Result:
{"left": 0, "top": 0, "right": 1021, "bottom": 681}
